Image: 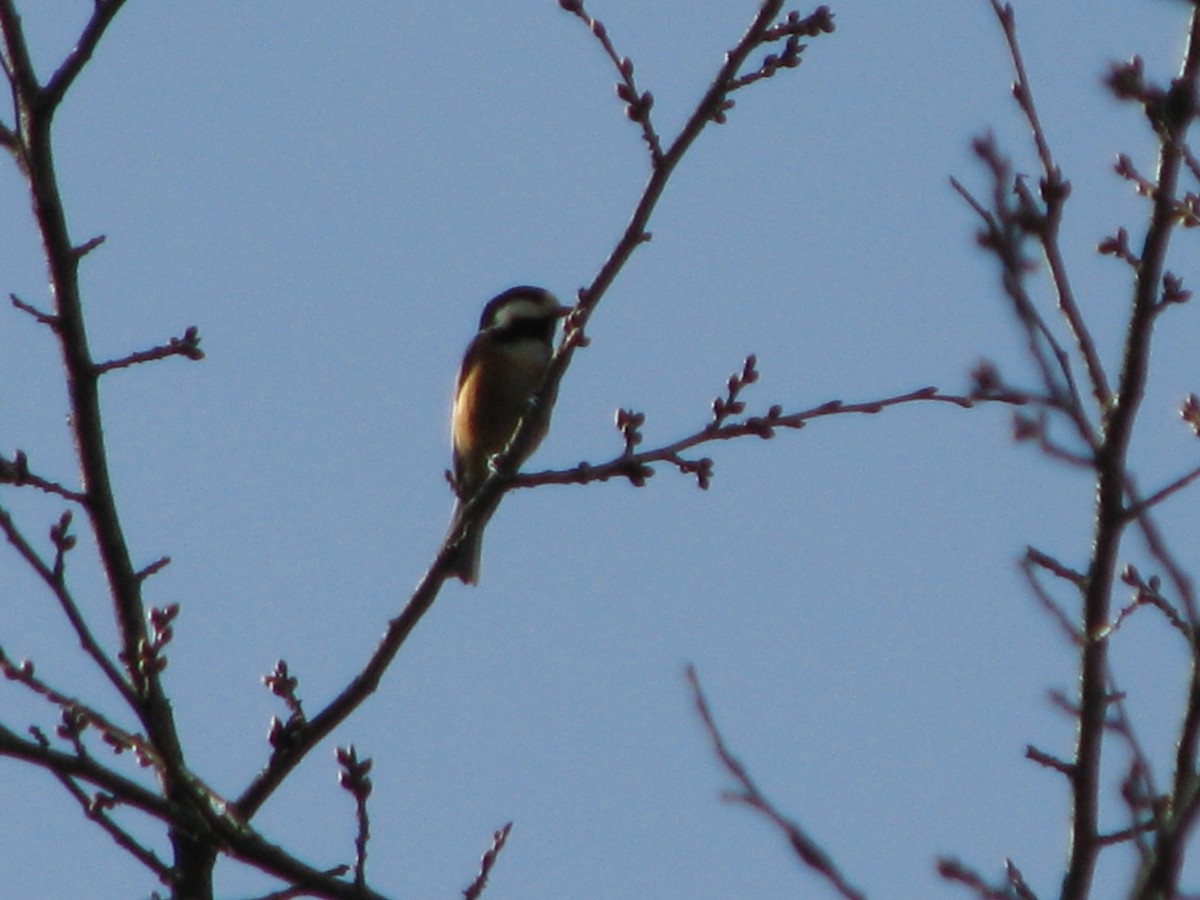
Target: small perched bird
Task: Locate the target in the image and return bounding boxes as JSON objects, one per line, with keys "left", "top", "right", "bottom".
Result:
{"left": 447, "top": 286, "right": 569, "bottom": 583}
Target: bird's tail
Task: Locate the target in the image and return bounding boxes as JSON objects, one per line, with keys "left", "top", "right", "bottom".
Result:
{"left": 445, "top": 498, "right": 492, "bottom": 585}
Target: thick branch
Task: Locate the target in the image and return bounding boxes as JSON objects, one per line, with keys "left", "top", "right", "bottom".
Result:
{"left": 1068, "top": 4, "right": 1200, "bottom": 897}
{"left": 0, "top": 721, "right": 174, "bottom": 821}
{"left": 0, "top": 0, "right": 179, "bottom": 755}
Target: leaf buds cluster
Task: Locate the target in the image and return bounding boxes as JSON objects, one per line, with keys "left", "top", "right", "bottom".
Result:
{"left": 1180, "top": 394, "right": 1200, "bottom": 437}
{"left": 127, "top": 603, "right": 179, "bottom": 679}
{"left": 615, "top": 408, "right": 645, "bottom": 455}
{"left": 0, "top": 449, "right": 29, "bottom": 484}
{"left": 1114, "top": 153, "right": 1155, "bottom": 197}
{"left": 616, "top": 81, "right": 654, "bottom": 123}
{"left": 1106, "top": 56, "right": 1153, "bottom": 103}
{"left": 970, "top": 360, "right": 1002, "bottom": 398}
{"left": 169, "top": 325, "right": 204, "bottom": 362}
{"left": 710, "top": 354, "right": 758, "bottom": 428}
{"left": 263, "top": 659, "right": 306, "bottom": 745}
{"left": 336, "top": 745, "right": 374, "bottom": 802}
{"left": 1097, "top": 227, "right": 1138, "bottom": 266}
{"left": 1162, "top": 272, "right": 1191, "bottom": 306}
{"left": 49, "top": 510, "right": 75, "bottom": 581}
{"left": 678, "top": 456, "right": 714, "bottom": 490}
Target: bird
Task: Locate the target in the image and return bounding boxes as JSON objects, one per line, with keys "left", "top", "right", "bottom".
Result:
{"left": 446, "top": 285, "right": 569, "bottom": 584}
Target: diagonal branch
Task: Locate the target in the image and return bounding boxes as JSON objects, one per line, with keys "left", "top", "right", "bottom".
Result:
{"left": 0, "top": 0, "right": 180, "bottom": 759}
{"left": 0, "top": 451, "right": 87, "bottom": 502}
{"left": 0, "top": 504, "right": 132, "bottom": 703}
{"left": 462, "top": 822, "right": 513, "bottom": 900}
{"left": 41, "top": 0, "right": 130, "bottom": 113}
{"left": 686, "top": 665, "right": 865, "bottom": 900}
{"left": 234, "top": 0, "right": 837, "bottom": 824}
{"left": 988, "top": 0, "right": 1110, "bottom": 411}
{"left": 1067, "top": 3, "right": 1200, "bottom": 896}
{"left": 0, "top": 721, "right": 174, "bottom": 821}
{"left": 28, "top": 726, "right": 172, "bottom": 883}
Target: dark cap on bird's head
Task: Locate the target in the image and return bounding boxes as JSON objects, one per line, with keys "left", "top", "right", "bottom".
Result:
{"left": 478, "top": 285, "right": 569, "bottom": 331}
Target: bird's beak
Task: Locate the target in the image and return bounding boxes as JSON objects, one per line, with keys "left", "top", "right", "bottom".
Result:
{"left": 554, "top": 305, "right": 572, "bottom": 319}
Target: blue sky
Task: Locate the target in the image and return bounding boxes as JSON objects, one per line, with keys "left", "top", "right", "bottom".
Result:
{"left": 1, "top": 1, "right": 1198, "bottom": 897}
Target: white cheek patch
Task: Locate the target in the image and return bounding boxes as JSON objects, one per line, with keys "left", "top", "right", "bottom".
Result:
{"left": 492, "top": 298, "right": 550, "bottom": 328}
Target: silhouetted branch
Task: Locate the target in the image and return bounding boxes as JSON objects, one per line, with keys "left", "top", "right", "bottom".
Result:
{"left": 937, "top": 856, "right": 1039, "bottom": 900}
{"left": 557, "top": 0, "right": 664, "bottom": 162}
{"left": 238, "top": 0, "right": 838, "bottom": 829}
{"left": 0, "top": 451, "right": 87, "bottom": 502}
{"left": 72, "top": 233, "right": 106, "bottom": 258}
{"left": 93, "top": 326, "right": 204, "bottom": 374}
{"left": 686, "top": 665, "right": 865, "bottom": 900}
{"left": 462, "top": 822, "right": 513, "bottom": 900}
{"left": 0, "top": 646, "right": 164, "bottom": 770}
{"left": 988, "top": 0, "right": 1110, "bottom": 411}
{"left": 41, "top": 1, "right": 130, "bottom": 112}
{"left": 28, "top": 726, "right": 172, "bottom": 883}
{"left": 1022, "top": 547, "right": 1082, "bottom": 644}
{"left": 135, "top": 555, "right": 172, "bottom": 582}
{"left": 516, "top": 383, "right": 985, "bottom": 492}
{"left": 0, "top": 720, "right": 173, "bottom": 822}
{"left": 335, "top": 745, "right": 373, "bottom": 891}
{"left": 0, "top": 505, "right": 132, "bottom": 701}
{"left": 967, "top": 3, "right": 1200, "bottom": 897}
{"left": 10, "top": 292, "right": 56, "bottom": 326}
{"left": 1026, "top": 743, "right": 1074, "bottom": 778}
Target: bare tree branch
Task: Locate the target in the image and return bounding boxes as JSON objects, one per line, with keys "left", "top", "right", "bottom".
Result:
{"left": 686, "top": 665, "right": 865, "bottom": 900}
{"left": 966, "top": 3, "right": 1200, "bottom": 898}
{"left": 514, "top": 384, "right": 988, "bottom": 492}
{"left": 235, "top": 0, "right": 838, "bottom": 828}
{"left": 93, "top": 326, "right": 204, "bottom": 375}
{"left": 0, "top": 504, "right": 132, "bottom": 701}
{"left": 938, "top": 856, "right": 1039, "bottom": 900}
{"left": 462, "top": 822, "right": 513, "bottom": 900}
{"left": 41, "top": 0, "right": 131, "bottom": 113}
{"left": 988, "top": 0, "right": 1111, "bottom": 411}
{"left": 28, "top": 725, "right": 172, "bottom": 884}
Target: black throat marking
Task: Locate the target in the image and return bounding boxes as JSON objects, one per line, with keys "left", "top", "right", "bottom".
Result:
{"left": 491, "top": 315, "right": 557, "bottom": 346}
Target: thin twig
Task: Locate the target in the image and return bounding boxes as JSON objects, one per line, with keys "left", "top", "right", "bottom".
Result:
{"left": 1022, "top": 549, "right": 1083, "bottom": 644}
{"left": 938, "top": 856, "right": 1040, "bottom": 900}
{"left": 41, "top": 0, "right": 130, "bottom": 112}
{"left": 686, "top": 665, "right": 865, "bottom": 900}
{"left": 0, "top": 504, "right": 132, "bottom": 702}
{"left": 515, "top": 385, "right": 984, "bottom": 491}
{"left": 1123, "top": 462, "right": 1200, "bottom": 523}
{"left": 0, "top": 646, "right": 163, "bottom": 770}
{"left": 335, "top": 745, "right": 373, "bottom": 890}
{"left": 558, "top": 0, "right": 663, "bottom": 163}
{"left": 10, "top": 292, "right": 56, "bottom": 327}
{"left": 1027, "top": 743, "right": 1075, "bottom": 777}
{"left": 988, "top": 0, "right": 1110, "bottom": 410}
{"left": 954, "top": 144, "right": 1098, "bottom": 456}
{"left": 40, "top": 756, "right": 172, "bottom": 882}
{"left": 0, "top": 451, "right": 86, "bottom": 502}
{"left": 463, "top": 822, "right": 513, "bottom": 900}
{"left": 93, "top": 326, "right": 204, "bottom": 374}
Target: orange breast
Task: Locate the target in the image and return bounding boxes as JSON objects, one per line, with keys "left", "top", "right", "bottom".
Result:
{"left": 452, "top": 341, "right": 550, "bottom": 494}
